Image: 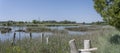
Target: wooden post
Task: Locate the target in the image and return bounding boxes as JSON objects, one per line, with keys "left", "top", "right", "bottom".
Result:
{"left": 41, "top": 33, "right": 44, "bottom": 43}
{"left": 46, "top": 37, "right": 49, "bottom": 44}
{"left": 78, "top": 40, "right": 97, "bottom": 53}
{"left": 84, "top": 40, "right": 90, "bottom": 49}
{"left": 69, "top": 39, "right": 79, "bottom": 53}
{"left": 83, "top": 40, "right": 91, "bottom": 53}
{"left": 30, "top": 32, "right": 32, "bottom": 40}
{"left": 11, "top": 32, "right": 16, "bottom": 46}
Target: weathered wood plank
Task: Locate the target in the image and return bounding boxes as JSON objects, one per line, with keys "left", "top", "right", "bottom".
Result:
{"left": 69, "top": 39, "right": 79, "bottom": 53}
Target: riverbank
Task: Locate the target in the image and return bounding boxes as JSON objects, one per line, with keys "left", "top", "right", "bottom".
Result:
{"left": 65, "top": 25, "right": 102, "bottom": 32}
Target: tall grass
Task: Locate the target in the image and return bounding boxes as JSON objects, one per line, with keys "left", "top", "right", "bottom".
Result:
{"left": 0, "top": 26, "right": 120, "bottom": 53}
{"left": 97, "top": 28, "right": 120, "bottom": 53}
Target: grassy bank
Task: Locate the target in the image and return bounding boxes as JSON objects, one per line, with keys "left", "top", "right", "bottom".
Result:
{"left": 26, "top": 27, "right": 52, "bottom": 32}
{"left": 0, "top": 26, "right": 120, "bottom": 53}
{"left": 65, "top": 25, "right": 102, "bottom": 32}
{"left": 26, "top": 27, "right": 68, "bottom": 34}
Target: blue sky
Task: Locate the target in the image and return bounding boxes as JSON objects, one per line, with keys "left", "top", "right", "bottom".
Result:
{"left": 0, "top": 0, "right": 102, "bottom": 23}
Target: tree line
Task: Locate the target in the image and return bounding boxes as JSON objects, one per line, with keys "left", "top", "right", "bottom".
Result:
{"left": 0, "top": 20, "right": 76, "bottom": 26}
{"left": 32, "top": 20, "right": 76, "bottom": 24}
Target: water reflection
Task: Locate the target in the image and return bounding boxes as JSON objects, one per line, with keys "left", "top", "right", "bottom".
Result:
{"left": 0, "top": 32, "right": 52, "bottom": 41}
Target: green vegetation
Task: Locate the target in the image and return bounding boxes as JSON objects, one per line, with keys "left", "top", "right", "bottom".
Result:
{"left": 97, "top": 29, "right": 120, "bottom": 53}
{"left": 26, "top": 27, "right": 52, "bottom": 32}
{"left": 0, "top": 27, "right": 12, "bottom": 33}
{"left": 65, "top": 25, "right": 101, "bottom": 32}
{"left": 93, "top": 0, "right": 120, "bottom": 30}
{"left": 32, "top": 20, "right": 40, "bottom": 24}
{"left": 37, "top": 20, "right": 76, "bottom": 24}
{"left": 91, "top": 21, "right": 107, "bottom": 25}
{"left": 0, "top": 20, "right": 77, "bottom": 26}
{"left": 0, "top": 25, "right": 120, "bottom": 53}
{"left": 93, "top": 1, "right": 120, "bottom": 52}
{"left": 26, "top": 27, "right": 68, "bottom": 34}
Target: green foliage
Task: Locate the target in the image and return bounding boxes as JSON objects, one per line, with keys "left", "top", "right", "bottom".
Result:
{"left": 18, "top": 21, "right": 24, "bottom": 24}
{"left": 109, "top": 34, "right": 120, "bottom": 44}
{"left": 32, "top": 20, "right": 40, "bottom": 24}
{"left": 97, "top": 30, "right": 120, "bottom": 53}
{"left": 0, "top": 20, "right": 77, "bottom": 26}
{"left": 41, "top": 20, "right": 76, "bottom": 24}
{"left": 59, "top": 20, "right": 76, "bottom": 24}
{"left": 91, "top": 21, "right": 107, "bottom": 25}
{"left": 93, "top": 0, "right": 120, "bottom": 30}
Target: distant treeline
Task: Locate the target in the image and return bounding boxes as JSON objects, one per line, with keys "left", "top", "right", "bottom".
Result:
{"left": 0, "top": 20, "right": 76, "bottom": 26}
{"left": 91, "top": 21, "right": 107, "bottom": 25}
{"left": 0, "top": 20, "right": 107, "bottom": 26}
{"left": 32, "top": 20, "right": 76, "bottom": 24}
{"left": 81, "top": 21, "right": 108, "bottom": 25}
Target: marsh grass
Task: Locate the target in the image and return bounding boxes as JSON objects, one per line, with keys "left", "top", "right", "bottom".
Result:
{"left": 26, "top": 27, "right": 52, "bottom": 32}
{"left": 65, "top": 25, "right": 102, "bottom": 32}
{"left": 0, "top": 26, "right": 120, "bottom": 53}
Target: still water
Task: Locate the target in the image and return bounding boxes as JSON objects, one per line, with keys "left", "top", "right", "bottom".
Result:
{"left": 0, "top": 26, "right": 85, "bottom": 41}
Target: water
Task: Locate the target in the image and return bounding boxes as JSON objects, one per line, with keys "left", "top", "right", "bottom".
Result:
{"left": 0, "top": 26, "right": 85, "bottom": 41}
{"left": 47, "top": 26, "right": 80, "bottom": 30}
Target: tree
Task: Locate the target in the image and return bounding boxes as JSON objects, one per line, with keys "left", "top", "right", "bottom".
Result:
{"left": 32, "top": 20, "right": 40, "bottom": 24}
{"left": 60, "top": 20, "right": 76, "bottom": 24}
{"left": 93, "top": 0, "right": 120, "bottom": 30}
{"left": 18, "top": 21, "right": 24, "bottom": 24}
{"left": 82, "top": 22, "right": 86, "bottom": 25}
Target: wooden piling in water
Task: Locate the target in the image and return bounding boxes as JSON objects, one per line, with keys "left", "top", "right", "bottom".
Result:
{"left": 11, "top": 32, "right": 16, "bottom": 46}
{"left": 41, "top": 33, "right": 44, "bottom": 43}
{"left": 46, "top": 37, "right": 49, "bottom": 44}
{"left": 30, "top": 32, "right": 32, "bottom": 40}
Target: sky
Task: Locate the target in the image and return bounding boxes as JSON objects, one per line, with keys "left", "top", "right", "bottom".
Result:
{"left": 0, "top": 0, "right": 103, "bottom": 23}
